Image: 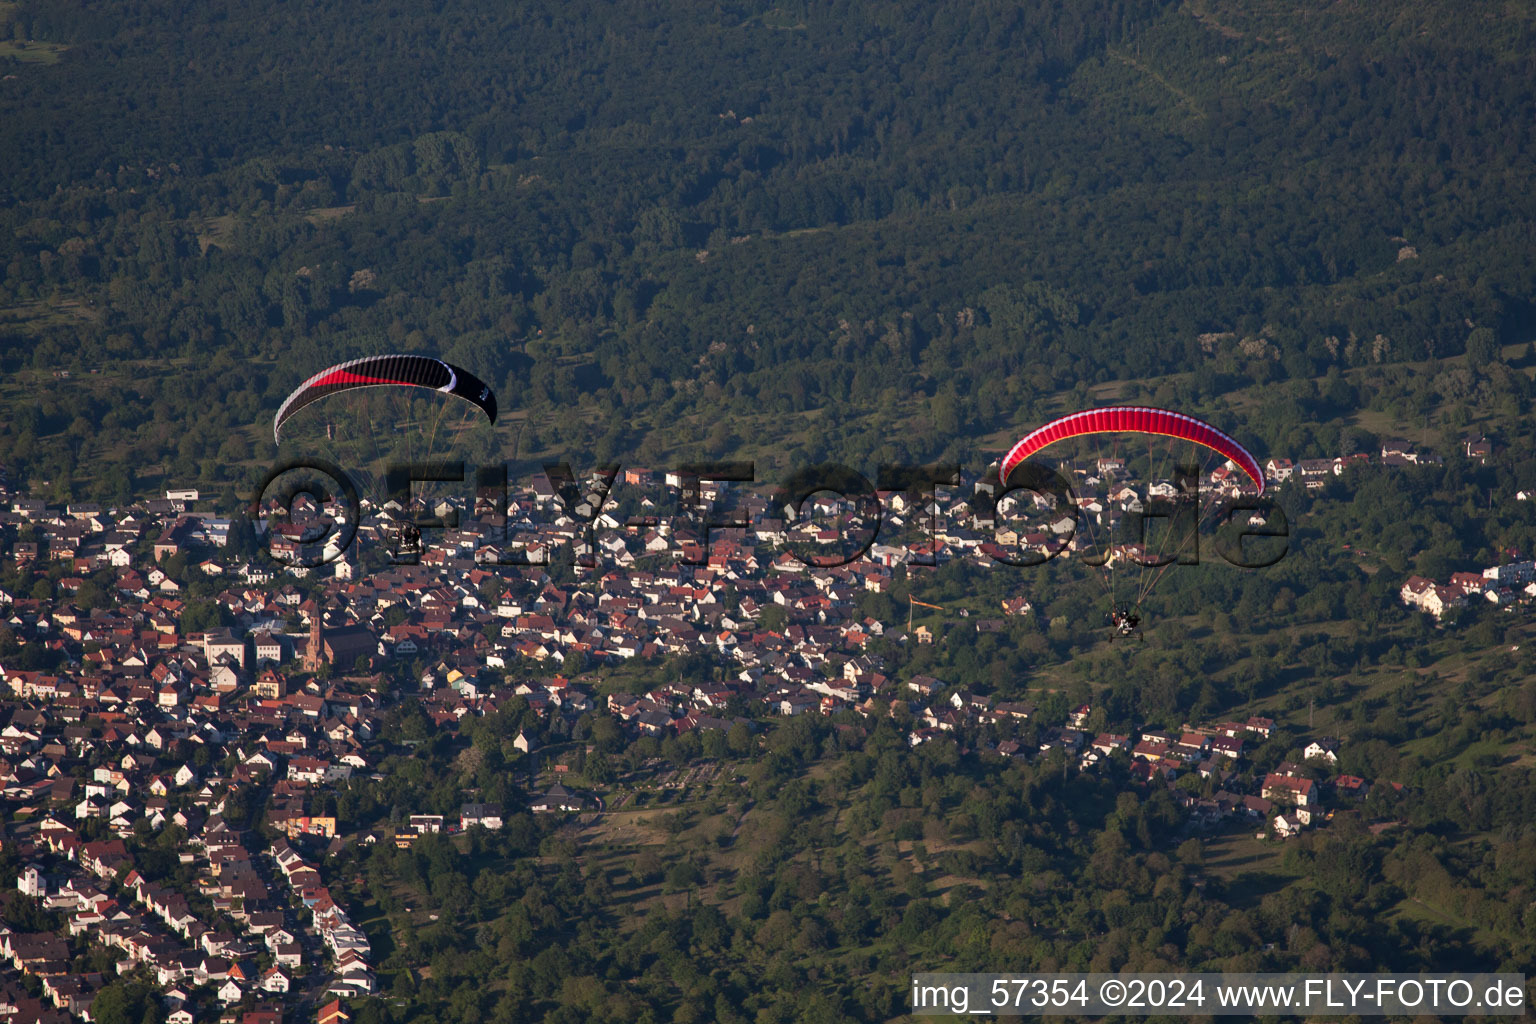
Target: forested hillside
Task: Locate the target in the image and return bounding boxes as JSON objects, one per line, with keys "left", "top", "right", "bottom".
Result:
{"left": 2, "top": 0, "right": 1535, "bottom": 498}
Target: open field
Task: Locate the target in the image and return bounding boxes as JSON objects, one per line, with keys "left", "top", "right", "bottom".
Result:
{"left": 0, "top": 40, "right": 67, "bottom": 63}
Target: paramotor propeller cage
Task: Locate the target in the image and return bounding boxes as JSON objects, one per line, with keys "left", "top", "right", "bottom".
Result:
{"left": 1109, "top": 607, "right": 1144, "bottom": 642}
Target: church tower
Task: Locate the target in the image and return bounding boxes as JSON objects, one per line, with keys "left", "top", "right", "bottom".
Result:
{"left": 303, "top": 615, "right": 324, "bottom": 673}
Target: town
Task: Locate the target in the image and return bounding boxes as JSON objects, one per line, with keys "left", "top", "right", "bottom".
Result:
{"left": 0, "top": 440, "right": 1444, "bottom": 1022}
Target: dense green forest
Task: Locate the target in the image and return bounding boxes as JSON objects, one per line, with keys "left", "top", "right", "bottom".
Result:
{"left": 2, "top": 0, "right": 1536, "bottom": 499}
{"left": 4, "top": 0, "right": 1536, "bottom": 1020}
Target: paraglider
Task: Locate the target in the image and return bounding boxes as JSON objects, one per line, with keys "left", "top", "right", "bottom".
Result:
{"left": 268, "top": 354, "right": 501, "bottom": 562}
{"left": 1001, "top": 406, "right": 1263, "bottom": 492}
{"left": 273, "top": 354, "right": 497, "bottom": 444}
{"left": 1000, "top": 406, "right": 1263, "bottom": 638}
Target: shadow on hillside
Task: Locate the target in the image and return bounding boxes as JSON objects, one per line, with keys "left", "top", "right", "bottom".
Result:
{"left": 1222, "top": 869, "right": 1291, "bottom": 908}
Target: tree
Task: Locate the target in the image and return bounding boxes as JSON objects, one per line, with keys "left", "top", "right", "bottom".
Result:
{"left": 632, "top": 849, "right": 663, "bottom": 885}
{"left": 664, "top": 860, "right": 702, "bottom": 892}
{"left": 1466, "top": 326, "right": 1499, "bottom": 368}
{"left": 759, "top": 604, "right": 788, "bottom": 632}
{"left": 86, "top": 976, "right": 164, "bottom": 1024}
{"left": 584, "top": 750, "right": 614, "bottom": 785}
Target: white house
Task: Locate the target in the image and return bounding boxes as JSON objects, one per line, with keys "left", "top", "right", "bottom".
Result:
{"left": 1484, "top": 561, "right": 1536, "bottom": 585}
{"left": 1273, "top": 812, "right": 1308, "bottom": 838}
{"left": 460, "top": 803, "right": 503, "bottom": 830}
{"left": 1400, "top": 576, "right": 1468, "bottom": 619}
{"left": 16, "top": 865, "right": 44, "bottom": 898}
{"left": 1303, "top": 738, "right": 1339, "bottom": 764}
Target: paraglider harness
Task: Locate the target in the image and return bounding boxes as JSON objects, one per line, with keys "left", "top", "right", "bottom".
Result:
{"left": 1109, "top": 606, "right": 1142, "bottom": 641}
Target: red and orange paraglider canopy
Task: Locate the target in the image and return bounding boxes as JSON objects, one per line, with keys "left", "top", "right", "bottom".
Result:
{"left": 1001, "top": 406, "right": 1263, "bottom": 495}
